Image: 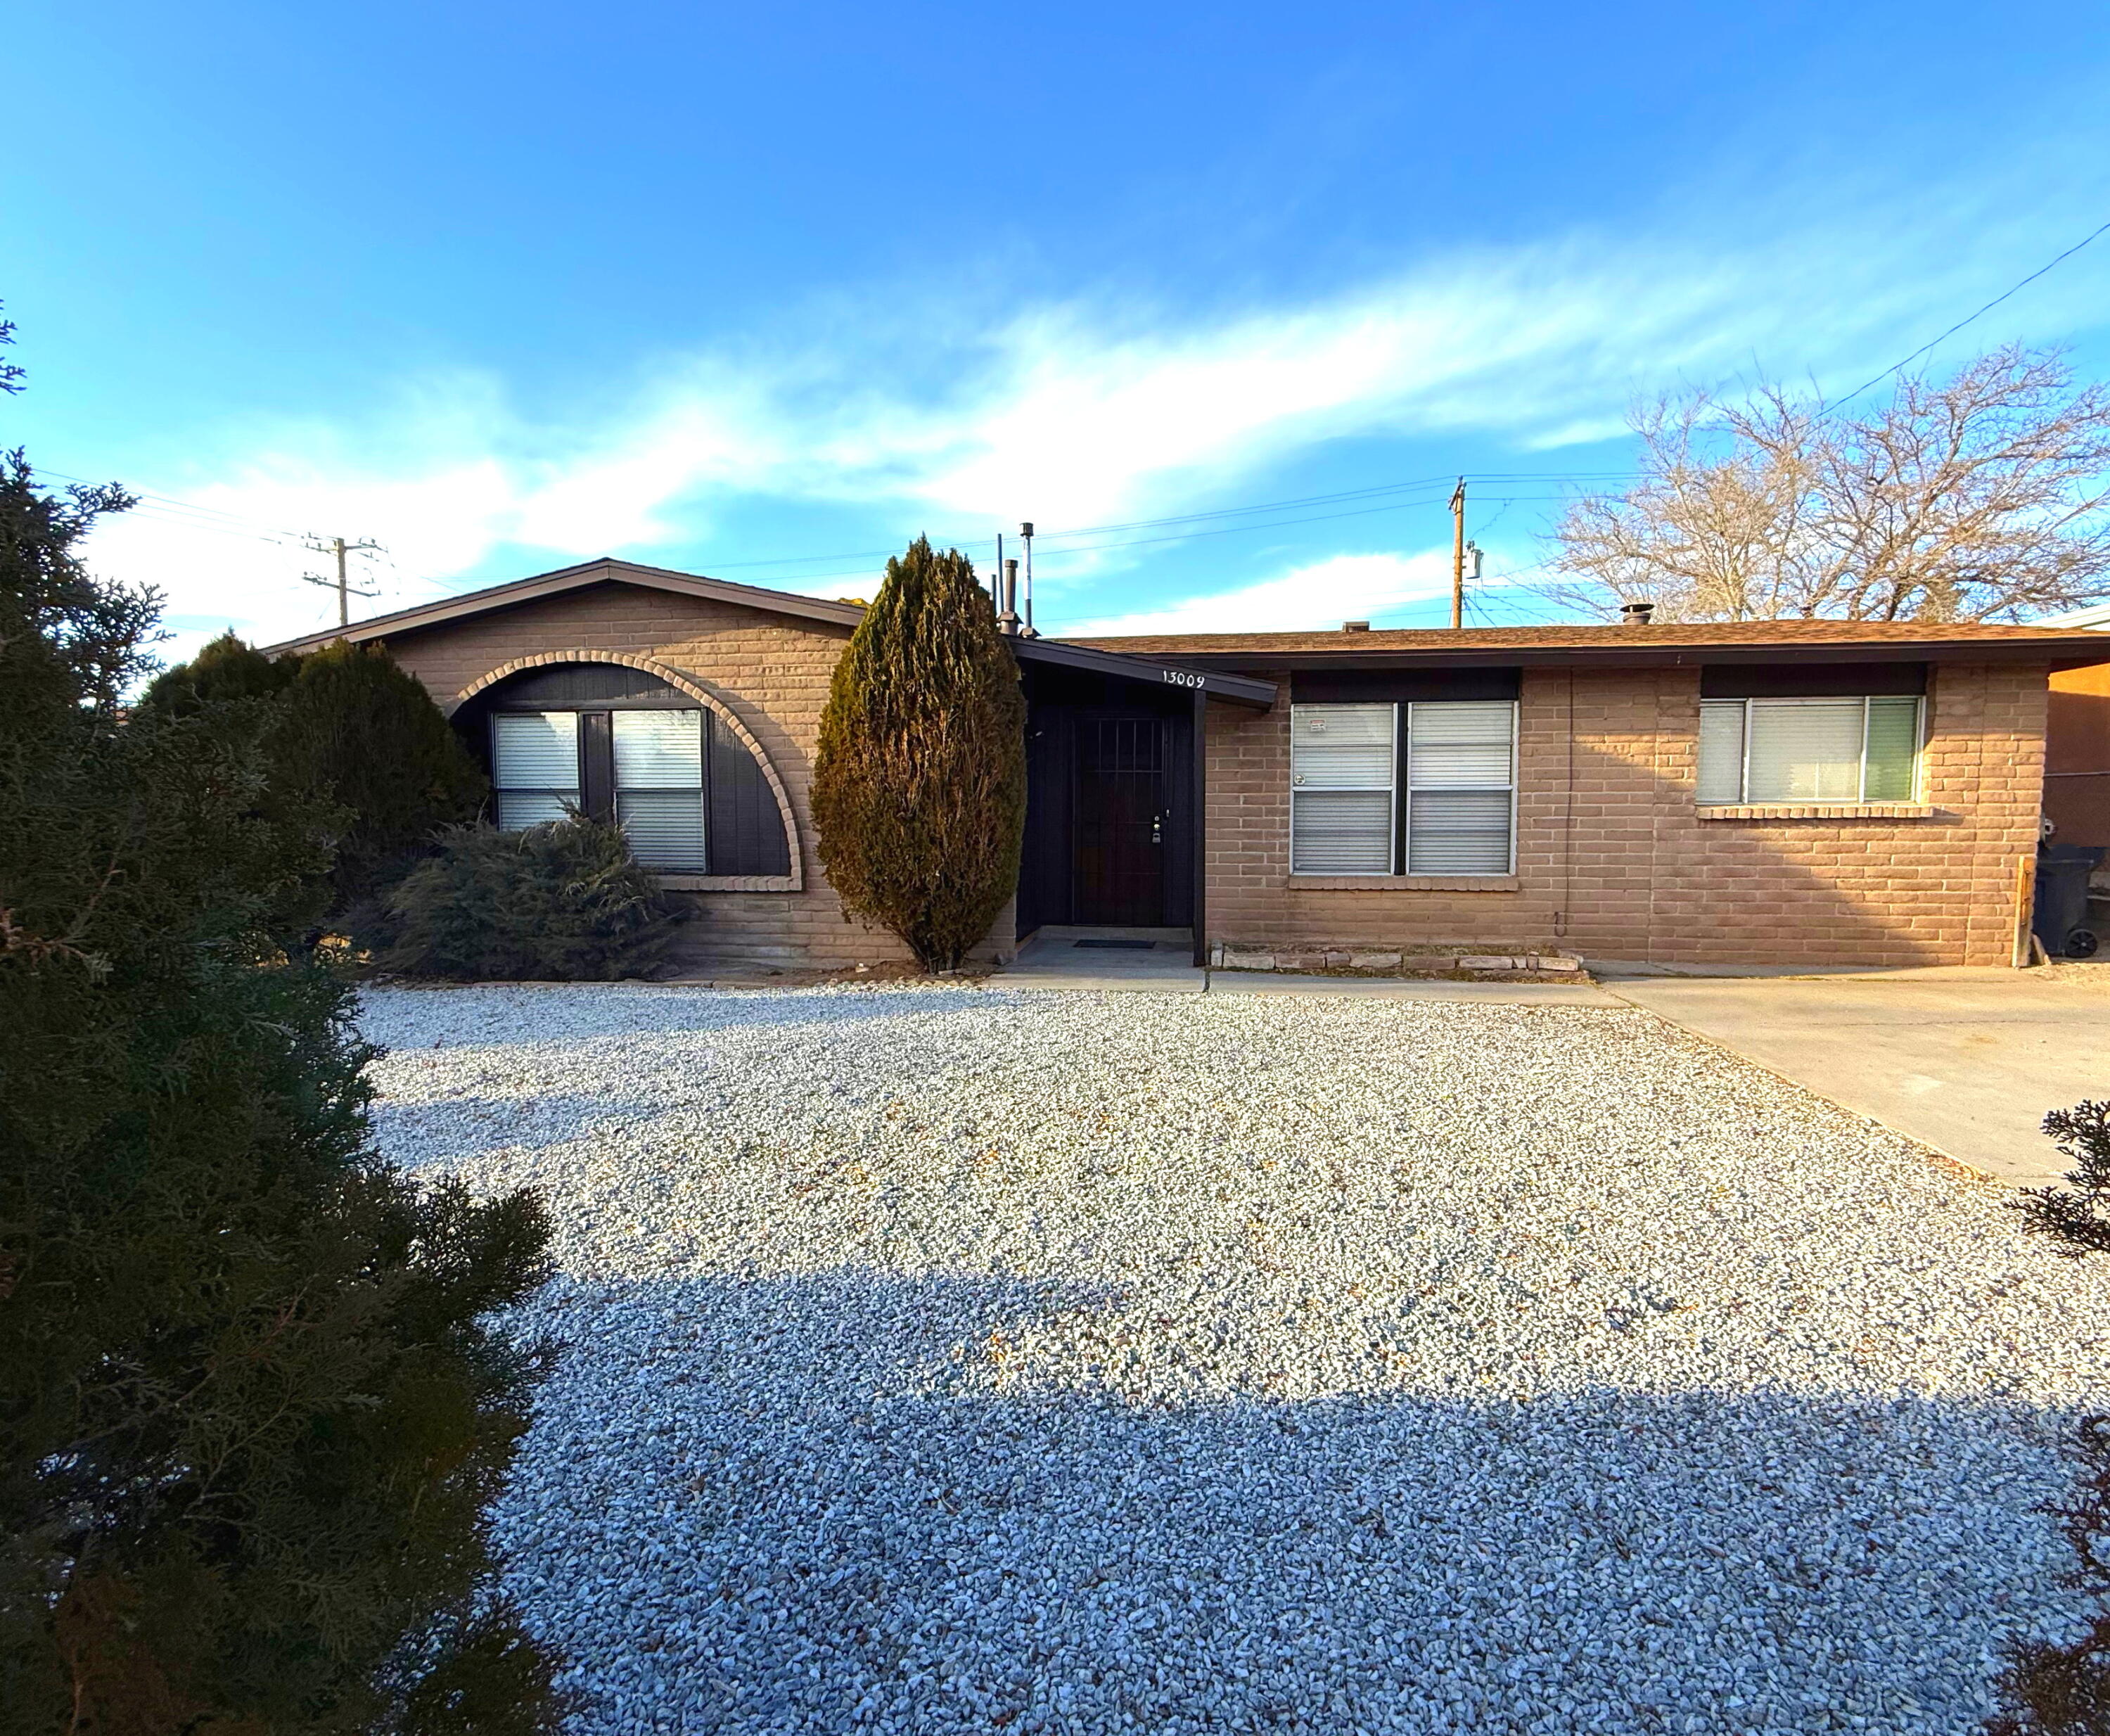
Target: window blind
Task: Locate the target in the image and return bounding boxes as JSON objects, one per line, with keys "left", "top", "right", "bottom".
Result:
{"left": 1405, "top": 701, "right": 1514, "bottom": 874}
{"left": 1862, "top": 696, "right": 1922, "bottom": 800}
{"left": 492, "top": 712, "right": 580, "bottom": 830}
{"left": 1289, "top": 701, "right": 1516, "bottom": 874}
{"left": 613, "top": 710, "right": 703, "bottom": 787}
{"left": 1696, "top": 696, "right": 1923, "bottom": 804}
{"left": 1696, "top": 701, "right": 1746, "bottom": 804}
{"left": 1746, "top": 698, "right": 1864, "bottom": 801}
{"left": 1291, "top": 704, "right": 1393, "bottom": 872}
{"left": 613, "top": 711, "right": 705, "bottom": 868}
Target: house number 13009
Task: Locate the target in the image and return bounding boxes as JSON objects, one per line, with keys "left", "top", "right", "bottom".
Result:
{"left": 1160, "top": 668, "right": 1206, "bottom": 689}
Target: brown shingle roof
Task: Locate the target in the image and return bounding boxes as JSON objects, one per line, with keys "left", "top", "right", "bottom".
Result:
{"left": 1068, "top": 620, "right": 2096, "bottom": 653}
{"left": 1064, "top": 618, "right": 2110, "bottom": 668}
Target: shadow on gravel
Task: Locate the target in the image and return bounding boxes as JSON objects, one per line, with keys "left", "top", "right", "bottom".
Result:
{"left": 494, "top": 1266, "right": 2080, "bottom": 1736}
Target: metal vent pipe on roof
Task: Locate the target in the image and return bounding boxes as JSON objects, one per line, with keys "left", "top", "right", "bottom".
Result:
{"left": 1018, "top": 521, "right": 1038, "bottom": 639}
{"left": 998, "top": 559, "right": 1021, "bottom": 635}
{"left": 1620, "top": 601, "right": 1656, "bottom": 625}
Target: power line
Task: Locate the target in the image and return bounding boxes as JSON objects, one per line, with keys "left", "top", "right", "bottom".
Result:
{"left": 1822, "top": 215, "right": 2110, "bottom": 414}
{"left": 39, "top": 449, "right": 1639, "bottom": 614}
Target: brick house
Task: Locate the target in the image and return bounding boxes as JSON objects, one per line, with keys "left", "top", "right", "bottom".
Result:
{"left": 267, "top": 557, "right": 2110, "bottom": 972}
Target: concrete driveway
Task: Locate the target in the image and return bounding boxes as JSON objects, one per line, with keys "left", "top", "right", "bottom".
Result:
{"left": 1606, "top": 967, "right": 2110, "bottom": 1186}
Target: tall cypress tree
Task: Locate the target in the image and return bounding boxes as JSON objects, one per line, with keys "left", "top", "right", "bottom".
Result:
{"left": 810, "top": 537, "right": 1027, "bottom": 971}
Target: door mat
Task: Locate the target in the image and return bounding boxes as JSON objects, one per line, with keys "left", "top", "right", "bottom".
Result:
{"left": 1073, "top": 939, "right": 1157, "bottom": 951}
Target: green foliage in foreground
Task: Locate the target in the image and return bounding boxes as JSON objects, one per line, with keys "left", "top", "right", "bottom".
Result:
{"left": 0, "top": 424, "right": 561, "bottom": 1732}
{"left": 379, "top": 814, "right": 684, "bottom": 981}
{"left": 1991, "top": 1105, "right": 2110, "bottom": 1733}
{"left": 2015, "top": 1102, "right": 2110, "bottom": 1258}
{"left": 810, "top": 535, "right": 1026, "bottom": 971}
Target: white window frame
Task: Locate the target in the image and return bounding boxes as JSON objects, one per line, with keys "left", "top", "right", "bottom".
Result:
{"left": 1696, "top": 695, "right": 1926, "bottom": 806}
{"left": 1289, "top": 700, "right": 1519, "bottom": 877}
{"left": 1289, "top": 703, "right": 1398, "bottom": 876}
{"left": 490, "top": 710, "right": 582, "bottom": 829}
{"left": 1402, "top": 699, "right": 1518, "bottom": 877}
{"left": 612, "top": 709, "right": 708, "bottom": 870}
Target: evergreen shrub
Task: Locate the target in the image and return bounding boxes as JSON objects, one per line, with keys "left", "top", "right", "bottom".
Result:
{"left": 0, "top": 416, "right": 561, "bottom": 1730}
{"left": 141, "top": 634, "right": 489, "bottom": 919}
{"left": 281, "top": 640, "right": 490, "bottom": 909}
{"left": 380, "top": 814, "right": 683, "bottom": 981}
{"left": 810, "top": 535, "right": 1026, "bottom": 971}
{"left": 1990, "top": 1104, "right": 2110, "bottom": 1733}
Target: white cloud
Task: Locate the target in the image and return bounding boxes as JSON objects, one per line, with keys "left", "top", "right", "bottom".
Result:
{"left": 76, "top": 146, "right": 2110, "bottom": 662}
{"left": 1062, "top": 549, "right": 1457, "bottom": 637}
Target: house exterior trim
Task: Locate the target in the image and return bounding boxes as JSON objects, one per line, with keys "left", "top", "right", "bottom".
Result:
{"left": 261, "top": 556, "right": 867, "bottom": 657}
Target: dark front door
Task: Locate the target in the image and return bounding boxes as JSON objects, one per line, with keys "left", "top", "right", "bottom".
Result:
{"left": 1074, "top": 716, "right": 1168, "bottom": 925}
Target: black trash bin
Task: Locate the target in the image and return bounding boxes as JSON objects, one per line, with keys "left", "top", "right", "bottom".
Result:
{"left": 2033, "top": 845, "right": 2105, "bottom": 959}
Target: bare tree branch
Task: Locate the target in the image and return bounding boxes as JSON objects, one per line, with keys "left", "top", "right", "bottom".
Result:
{"left": 1543, "top": 345, "right": 2110, "bottom": 623}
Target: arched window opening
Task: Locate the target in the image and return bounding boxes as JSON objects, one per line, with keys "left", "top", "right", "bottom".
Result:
{"left": 465, "top": 662, "right": 791, "bottom": 877}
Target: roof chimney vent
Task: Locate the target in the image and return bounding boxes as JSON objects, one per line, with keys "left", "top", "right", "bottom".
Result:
{"left": 1341, "top": 620, "right": 1370, "bottom": 632}
{"left": 1620, "top": 601, "right": 1656, "bottom": 626}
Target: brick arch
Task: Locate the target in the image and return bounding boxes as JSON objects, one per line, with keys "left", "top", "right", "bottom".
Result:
{"left": 454, "top": 650, "right": 803, "bottom": 890}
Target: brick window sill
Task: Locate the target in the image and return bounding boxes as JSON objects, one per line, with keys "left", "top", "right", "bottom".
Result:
{"left": 1694, "top": 803, "right": 1940, "bottom": 822}
{"left": 656, "top": 873, "right": 801, "bottom": 893}
{"left": 1287, "top": 874, "right": 1522, "bottom": 892}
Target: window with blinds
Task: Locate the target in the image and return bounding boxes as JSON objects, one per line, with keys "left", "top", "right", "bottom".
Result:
{"left": 491, "top": 711, "right": 580, "bottom": 829}
{"left": 1290, "top": 703, "right": 1395, "bottom": 872}
{"left": 1290, "top": 701, "right": 1517, "bottom": 875}
{"left": 1405, "top": 700, "right": 1516, "bottom": 874}
{"left": 1696, "top": 696, "right": 1923, "bottom": 805}
{"left": 613, "top": 710, "right": 705, "bottom": 869}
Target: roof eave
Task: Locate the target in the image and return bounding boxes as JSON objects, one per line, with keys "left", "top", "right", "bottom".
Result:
{"left": 259, "top": 556, "right": 867, "bottom": 656}
{"left": 1011, "top": 635, "right": 1276, "bottom": 708}
{"left": 1088, "top": 639, "right": 2109, "bottom": 672}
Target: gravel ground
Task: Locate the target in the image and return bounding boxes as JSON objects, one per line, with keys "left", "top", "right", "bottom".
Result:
{"left": 362, "top": 983, "right": 2110, "bottom": 1735}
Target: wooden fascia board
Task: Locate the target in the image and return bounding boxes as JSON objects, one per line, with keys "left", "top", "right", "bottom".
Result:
{"left": 260, "top": 560, "right": 866, "bottom": 656}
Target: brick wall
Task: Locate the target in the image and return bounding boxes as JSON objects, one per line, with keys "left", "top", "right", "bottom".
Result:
{"left": 1204, "top": 662, "right": 2047, "bottom": 969}
{"left": 378, "top": 582, "right": 1015, "bottom": 973}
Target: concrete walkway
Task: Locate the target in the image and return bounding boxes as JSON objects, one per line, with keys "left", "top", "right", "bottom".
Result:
{"left": 997, "top": 928, "right": 1208, "bottom": 992}
{"left": 1604, "top": 968, "right": 2110, "bottom": 1187}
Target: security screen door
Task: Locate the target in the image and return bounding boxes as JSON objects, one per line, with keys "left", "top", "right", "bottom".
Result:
{"left": 1074, "top": 717, "right": 1169, "bottom": 926}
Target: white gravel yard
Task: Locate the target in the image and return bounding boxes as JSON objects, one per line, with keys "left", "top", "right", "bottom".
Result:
{"left": 361, "top": 983, "right": 2110, "bottom": 1736}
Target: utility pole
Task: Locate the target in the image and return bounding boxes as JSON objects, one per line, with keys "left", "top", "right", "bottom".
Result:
{"left": 1450, "top": 478, "right": 1466, "bottom": 630}
{"left": 301, "top": 535, "right": 381, "bottom": 628}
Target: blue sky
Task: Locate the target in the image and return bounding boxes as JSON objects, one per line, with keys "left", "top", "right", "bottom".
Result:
{"left": 8, "top": 0, "right": 2110, "bottom": 660}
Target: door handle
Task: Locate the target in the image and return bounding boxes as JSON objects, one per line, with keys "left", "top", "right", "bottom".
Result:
{"left": 1151, "top": 814, "right": 1163, "bottom": 845}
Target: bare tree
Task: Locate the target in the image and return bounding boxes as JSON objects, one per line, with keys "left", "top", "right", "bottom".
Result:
{"left": 1547, "top": 346, "right": 2110, "bottom": 622}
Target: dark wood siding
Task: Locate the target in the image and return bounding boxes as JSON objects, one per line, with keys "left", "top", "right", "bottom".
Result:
{"left": 578, "top": 710, "right": 615, "bottom": 820}
{"left": 1291, "top": 668, "right": 1522, "bottom": 703}
{"left": 484, "top": 661, "right": 696, "bottom": 706}
{"left": 708, "top": 713, "right": 791, "bottom": 876}
{"left": 1701, "top": 662, "right": 1927, "bottom": 698}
